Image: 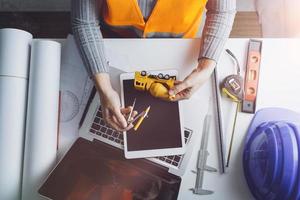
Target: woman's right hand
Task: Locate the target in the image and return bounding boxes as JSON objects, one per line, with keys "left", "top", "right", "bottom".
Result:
{"left": 94, "top": 73, "right": 137, "bottom": 131}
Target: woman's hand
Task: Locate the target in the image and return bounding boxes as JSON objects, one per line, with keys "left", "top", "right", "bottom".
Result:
{"left": 94, "top": 73, "right": 137, "bottom": 131}
{"left": 169, "top": 58, "right": 216, "bottom": 101}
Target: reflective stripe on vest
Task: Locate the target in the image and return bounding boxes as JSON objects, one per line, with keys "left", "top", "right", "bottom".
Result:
{"left": 102, "top": 0, "right": 208, "bottom": 38}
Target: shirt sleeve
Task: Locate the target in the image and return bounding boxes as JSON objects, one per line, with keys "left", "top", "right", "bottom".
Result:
{"left": 71, "top": 0, "right": 109, "bottom": 77}
{"left": 199, "top": 0, "right": 236, "bottom": 62}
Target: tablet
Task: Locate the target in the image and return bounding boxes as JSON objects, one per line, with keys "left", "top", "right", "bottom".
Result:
{"left": 120, "top": 70, "right": 185, "bottom": 159}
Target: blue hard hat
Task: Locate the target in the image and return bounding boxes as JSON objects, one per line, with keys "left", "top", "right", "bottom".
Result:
{"left": 243, "top": 108, "right": 300, "bottom": 200}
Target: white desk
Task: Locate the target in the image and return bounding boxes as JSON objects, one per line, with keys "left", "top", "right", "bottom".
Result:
{"left": 59, "top": 38, "right": 300, "bottom": 200}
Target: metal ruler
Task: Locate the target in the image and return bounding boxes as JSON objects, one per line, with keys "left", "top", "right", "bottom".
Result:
{"left": 191, "top": 114, "right": 217, "bottom": 195}
{"left": 242, "top": 39, "right": 262, "bottom": 113}
{"left": 213, "top": 68, "right": 226, "bottom": 174}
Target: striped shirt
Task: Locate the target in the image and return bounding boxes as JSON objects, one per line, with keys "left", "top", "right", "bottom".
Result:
{"left": 71, "top": 0, "right": 236, "bottom": 76}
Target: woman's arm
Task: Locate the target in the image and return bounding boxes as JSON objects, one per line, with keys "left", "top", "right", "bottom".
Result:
{"left": 71, "top": 0, "right": 137, "bottom": 131}
{"left": 71, "top": 0, "right": 109, "bottom": 76}
{"left": 199, "top": 0, "right": 236, "bottom": 61}
{"left": 169, "top": 0, "right": 236, "bottom": 100}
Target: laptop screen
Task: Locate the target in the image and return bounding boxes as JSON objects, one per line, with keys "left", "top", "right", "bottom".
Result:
{"left": 39, "top": 138, "right": 181, "bottom": 200}
{"left": 123, "top": 79, "right": 183, "bottom": 151}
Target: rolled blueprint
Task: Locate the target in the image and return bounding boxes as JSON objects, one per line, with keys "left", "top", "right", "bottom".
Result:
{"left": 22, "top": 40, "right": 61, "bottom": 200}
{"left": 58, "top": 35, "right": 93, "bottom": 159}
{"left": 0, "top": 28, "right": 32, "bottom": 200}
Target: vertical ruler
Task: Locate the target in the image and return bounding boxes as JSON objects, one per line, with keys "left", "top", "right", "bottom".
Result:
{"left": 212, "top": 68, "right": 226, "bottom": 174}
{"left": 242, "top": 40, "right": 262, "bottom": 113}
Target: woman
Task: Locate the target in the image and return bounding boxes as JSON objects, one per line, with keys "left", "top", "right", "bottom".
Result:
{"left": 71, "top": 0, "right": 236, "bottom": 131}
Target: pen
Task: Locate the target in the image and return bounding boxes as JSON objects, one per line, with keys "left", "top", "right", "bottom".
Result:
{"left": 134, "top": 106, "right": 150, "bottom": 131}
{"left": 127, "top": 98, "right": 136, "bottom": 123}
{"left": 129, "top": 111, "right": 145, "bottom": 124}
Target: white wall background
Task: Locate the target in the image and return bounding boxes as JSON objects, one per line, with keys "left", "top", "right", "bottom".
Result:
{"left": 0, "top": 0, "right": 255, "bottom": 11}
{"left": 237, "top": 0, "right": 256, "bottom": 11}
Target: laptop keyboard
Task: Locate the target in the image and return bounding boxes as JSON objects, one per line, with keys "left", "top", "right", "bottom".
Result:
{"left": 90, "top": 109, "right": 124, "bottom": 145}
{"left": 89, "top": 107, "right": 193, "bottom": 168}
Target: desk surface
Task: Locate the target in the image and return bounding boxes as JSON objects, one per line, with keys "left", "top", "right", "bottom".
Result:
{"left": 58, "top": 38, "right": 300, "bottom": 200}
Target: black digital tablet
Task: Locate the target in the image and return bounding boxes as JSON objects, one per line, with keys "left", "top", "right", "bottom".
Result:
{"left": 120, "top": 70, "right": 185, "bottom": 159}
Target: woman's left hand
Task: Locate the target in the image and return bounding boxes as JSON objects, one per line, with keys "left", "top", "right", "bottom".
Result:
{"left": 169, "top": 58, "right": 216, "bottom": 101}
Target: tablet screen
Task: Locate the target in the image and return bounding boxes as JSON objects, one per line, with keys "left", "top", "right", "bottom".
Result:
{"left": 123, "top": 79, "right": 183, "bottom": 151}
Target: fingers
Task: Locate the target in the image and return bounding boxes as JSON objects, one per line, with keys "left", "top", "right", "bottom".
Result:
{"left": 121, "top": 107, "right": 138, "bottom": 121}
{"left": 106, "top": 116, "right": 134, "bottom": 132}
{"left": 169, "top": 81, "right": 189, "bottom": 97}
{"left": 102, "top": 105, "right": 126, "bottom": 131}
{"left": 124, "top": 123, "right": 134, "bottom": 131}
{"left": 103, "top": 106, "right": 138, "bottom": 132}
{"left": 169, "top": 68, "right": 210, "bottom": 101}
{"left": 112, "top": 108, "right": 128, "bottom": 129}
{"left": 106, "top": 117, "right": 124, "bottom": 131}
{"left": 169, "top": 79, "right": 192, "bottom": 101}
{"left": 131, "top": 110, "right": 138, "bottom": 119}
{"left": 121, "top": 106, "right": 132, "bottom": 115}
{"left": 171, "top": 89, "right": 192, "bottom": 101}
{"left": 103, "top": 108, "right": 123, "bottom": 131}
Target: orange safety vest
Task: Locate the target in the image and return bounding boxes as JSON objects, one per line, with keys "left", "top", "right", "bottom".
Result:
{"left": 102, "top": 0, "right": 208, "bottom": 38}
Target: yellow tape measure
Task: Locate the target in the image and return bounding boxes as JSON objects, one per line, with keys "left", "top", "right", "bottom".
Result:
{"left": 221, "top": 49, "right": 244, "bottom": 168}
{"left": 221, "top": 49, "right": 244, "bottom": 102}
